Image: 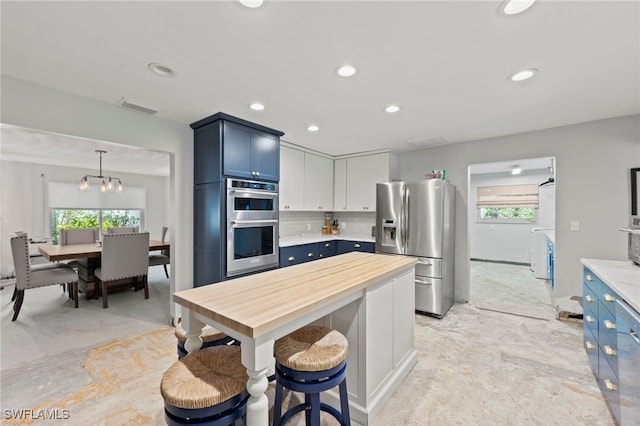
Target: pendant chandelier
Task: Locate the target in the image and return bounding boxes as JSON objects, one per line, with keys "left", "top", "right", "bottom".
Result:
{"left": 79, "top": 150, "right": 123, "bottom": 192}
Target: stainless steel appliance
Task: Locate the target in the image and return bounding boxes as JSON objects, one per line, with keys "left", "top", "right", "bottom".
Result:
{"left": 376, "top": 180, "right": 456, "bottom": 318}
{"left": 620, "top": 168, "right": 640, "bottom": 264}
{"left": 615, "top": 299, "right": 640, "bottom": 424}
{"left": 226, "top": 178, "right": 279, "bottom": 277}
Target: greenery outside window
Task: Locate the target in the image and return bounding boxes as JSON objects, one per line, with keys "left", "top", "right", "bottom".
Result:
{"left": 51, "top": 209, "right": 141, "bottom": 243}
{"left": 476, "top": 184, "right": 538, "bottom": 224}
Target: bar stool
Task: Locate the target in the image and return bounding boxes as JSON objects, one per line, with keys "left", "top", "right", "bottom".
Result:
{"left": 273, "top": 325, "right": 351, "bottom": 426}
{"left": 174, "top": 319, "right": 235, "bottom": 358}
{"left": 160, "top": 345, "right": 249, "bottom": 426}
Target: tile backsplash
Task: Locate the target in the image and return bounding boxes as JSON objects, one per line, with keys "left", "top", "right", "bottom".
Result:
{"left": 279, "top": 211, "right": 375, "bottom": 239}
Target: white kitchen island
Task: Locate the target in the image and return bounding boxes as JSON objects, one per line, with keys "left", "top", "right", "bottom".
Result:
{"left": 174, "top": 252, "right": 417, "bottom": 426}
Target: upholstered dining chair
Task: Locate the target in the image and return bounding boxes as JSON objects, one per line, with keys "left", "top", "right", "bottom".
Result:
{"left": 106, "top": 226, "right": 139, "bottom": 234}
{"left": 148, "top": 226, "right": 170, "bottom": 278}
{"left": 59, "top": 228, "right": 99, "bottom": 245}
{"left": 95, "top": 232, "right": 150, "bottom": 308}
{"left": 9, "top": 233, "right": 79, "bottom": 321}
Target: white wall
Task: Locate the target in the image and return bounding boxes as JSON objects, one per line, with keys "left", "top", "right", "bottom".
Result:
{"left": 469, "top": 170, "right": 548, "bottom": 263}
{"left": 0, "top": 160, "right": 168, "bottom": 273}
{"left": 395, "top": 114, "right": 640, "bottom": 308}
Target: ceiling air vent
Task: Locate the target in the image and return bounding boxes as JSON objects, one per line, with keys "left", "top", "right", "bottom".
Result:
{"left": 117, "top": 98, "right": 159, "bottom": 115}
{"left": 407, "top": 136, "right": 449, "bottom": 148}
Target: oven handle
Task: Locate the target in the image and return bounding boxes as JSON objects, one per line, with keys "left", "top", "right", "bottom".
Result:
{"left": 229, "top": 189, "right": 278, "bottom": 197}
{"left": 619, "top": 227, "right": 640, "bottom": 234}
{"left": 230, "top": 219, "right": 278, "bottom": 225}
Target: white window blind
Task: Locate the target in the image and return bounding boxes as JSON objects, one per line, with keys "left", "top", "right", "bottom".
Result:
{"left": 476, "top": 184, "right": 539, "bottom": 208}
{"left": 48, "top": 183, "right": 146, "bottom": 209}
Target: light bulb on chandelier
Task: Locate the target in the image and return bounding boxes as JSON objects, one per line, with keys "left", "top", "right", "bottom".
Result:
{"left": 79, "top": 150, "right": 123, "bottom": 193}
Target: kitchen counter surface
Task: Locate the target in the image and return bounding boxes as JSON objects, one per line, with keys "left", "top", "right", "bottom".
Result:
{"left": 581, "top": 258, "right": 640, "bottom": 312}
{"left": 544, "top": 230, "right": 555, "bottom": 244}
{"left": 279, "top": 233, "right": 375, "bottom": 247}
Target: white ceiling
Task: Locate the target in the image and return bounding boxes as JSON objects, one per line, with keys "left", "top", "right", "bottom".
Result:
{"left": 1, "top": 0, "right": 638, "bottom": 176}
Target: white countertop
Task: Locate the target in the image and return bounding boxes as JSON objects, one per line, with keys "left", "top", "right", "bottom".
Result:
{"left": 280, "top": 233, "right": 375, "bottom": 247}
{"left": 581, "top": 258, "right": 640, "bottom": 312}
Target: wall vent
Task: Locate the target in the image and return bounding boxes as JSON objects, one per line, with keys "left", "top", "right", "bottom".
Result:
{"left": 117, "top": 98, "right": 159, "bottom": 115}
{"left": 407, "top": 135, "right": 449, "bottom": 148}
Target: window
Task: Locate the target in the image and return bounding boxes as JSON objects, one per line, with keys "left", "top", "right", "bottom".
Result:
{"left": 51, "top": 209, "right": 141, "bottom": 243}
{"left": 48, "top": 182, "right": 146, "bottom": 242}
{"left": 476, "top": 184, "right": 538, "bottom": 223}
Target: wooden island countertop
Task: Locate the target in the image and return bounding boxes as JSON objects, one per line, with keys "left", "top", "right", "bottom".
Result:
{"left": 174, "top": 251, "right": 418, "bottom": 426}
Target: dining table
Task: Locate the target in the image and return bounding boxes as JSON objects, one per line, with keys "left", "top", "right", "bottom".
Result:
{"left": 174, "top": 251, "right": 417, "bottom": 426}
{"left": 38, "top": 239, "right": 169, "bottom": 298}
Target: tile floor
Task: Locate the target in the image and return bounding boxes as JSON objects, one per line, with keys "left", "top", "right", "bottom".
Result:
{"left": 0, "top": 261, "right": 614, "bottom": 425}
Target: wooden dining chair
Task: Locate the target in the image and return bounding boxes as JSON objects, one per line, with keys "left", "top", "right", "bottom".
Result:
{"left": 95, "top": 232, "right": 150, "bottom": 308}
{"left": 148, "top": 226, "right": 170, "bottom": 278}
{"left": 9, "top": 233, "right": 79, "bottom": 321}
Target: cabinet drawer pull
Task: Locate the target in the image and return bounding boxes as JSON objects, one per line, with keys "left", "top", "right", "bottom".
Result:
{"left": 586, "top": 274, "right": 593, "bottom": 281}
{"left": 325, "top": 243, "right": 330, "bottom": 247}
{"left": 585, "top": 295, "right": 595, "bottom": 303}
{"left": 603, "top": 345, "right": 617, "bottom": 357}
{"left": 604, "top": 320, "right": 616, "bottom": 330}
{"left": 288, "top": 256, "right": 295, "bottom": 262}
{"left": 585, "top": 341, "right": 596, "bottom": 350}
{"left": 585, "top": 315, "right": 595, "bottom": 323}
{"left": 603, "top": 293, "right": 616, "bottom": 303}
{"left": 255, "top": 171, "right": 260, "bottom": 176}
{"left": 308, "top": 252, "right": 314, "bottom": 257}
{"left": 353, "top": 243, "right": 361, "bottom": 248}
{"left": 604, "top": 379, "right": 617, "bottom": 392}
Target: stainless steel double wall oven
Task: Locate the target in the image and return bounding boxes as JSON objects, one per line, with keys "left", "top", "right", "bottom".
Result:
{"left": 226, "top": 178, "right": 279, "bottom": 277}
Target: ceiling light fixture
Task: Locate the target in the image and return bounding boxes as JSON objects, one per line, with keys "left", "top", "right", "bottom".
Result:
{"left": 500, "top": 0, "right": 536, "bottom": 15}
{"left": 239, "top": 0, "right": 264, "bottom": 8}
{"left": 509, "top": 68, "right": 538, "bottom": 82}
{"left": 249, "top": 103, "right": 265, "bottom": 111}
{"left": 337, "top": 65, "right": 357, "bottom": 77}
{"left": 307, "top": 124, "right": 319, "bottom": 132}
{"left": 147, "top": 63, "right": 177, "bottom": 78}
{"left": 385, "top": 105, "right": 400, "bottom": 113}
{"left": 511, "top": 165, "right": 522, "bottom": 175}
{"left": 79, "top": 150, "right": 123, "bottom": 192}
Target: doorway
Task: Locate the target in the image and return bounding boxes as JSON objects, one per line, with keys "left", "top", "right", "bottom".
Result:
{"left": 468, "top": 157, "right": 556, "bottom": 319}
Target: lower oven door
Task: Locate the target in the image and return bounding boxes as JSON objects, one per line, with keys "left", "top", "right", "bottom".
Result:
{"left": 227, "top": 219, "right": 279, "bottom": 277}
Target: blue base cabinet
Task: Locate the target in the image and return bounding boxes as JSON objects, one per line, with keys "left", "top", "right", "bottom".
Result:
{"left": 583, "top": 267, "right": 622, "bottom": 424}
{"left": 280, "top": 240, "right": 373, "bottom": 268}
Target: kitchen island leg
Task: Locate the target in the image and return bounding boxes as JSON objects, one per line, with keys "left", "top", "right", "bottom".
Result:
{"left": 241, "top": 338, "right": 274, "bottom": 426}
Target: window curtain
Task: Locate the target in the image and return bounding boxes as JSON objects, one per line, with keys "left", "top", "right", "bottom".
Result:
{"left": 476, "top": 184, "right": 539, "bottom": 208}
{"left": 48, "top": 182, "right": 146, "bottom": 209}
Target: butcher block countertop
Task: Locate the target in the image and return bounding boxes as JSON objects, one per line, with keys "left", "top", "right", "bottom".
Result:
{"left": 174, "top": 252, "right": 416, "bottom": 338}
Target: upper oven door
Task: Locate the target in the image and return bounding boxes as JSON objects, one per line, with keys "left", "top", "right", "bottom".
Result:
{"left": 227, "top": 179, "right": 278, "bottom": 220}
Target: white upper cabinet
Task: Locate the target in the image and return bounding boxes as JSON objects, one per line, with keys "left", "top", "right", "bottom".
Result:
{"left": 304, "top": 152, "right": 334, "bottom": 211}
{"left": 280, "top": 145, "right": 304, "bottom": 210}
{"left": 333, "top": 158, "right": 347, "bottom": 211}
{"left": 345, "top": 153, "right": 391, "bottom": 211}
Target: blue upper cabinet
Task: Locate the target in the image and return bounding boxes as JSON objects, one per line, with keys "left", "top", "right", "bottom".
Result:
{"left": 191, "top": 112, "right": 283, "bottom": 184}
{"left": 223, "top": 121, "right": 279, "bottom": 182}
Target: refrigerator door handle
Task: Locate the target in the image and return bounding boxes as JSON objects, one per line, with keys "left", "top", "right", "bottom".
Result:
{"left": 404, "top": 188, "right": 409, "bottom": 249}
{"left": 417, "top": 259, "right": 433, "bottom": 266}
{"left": 416, "top": 278, "right": 432, "bottom": 285}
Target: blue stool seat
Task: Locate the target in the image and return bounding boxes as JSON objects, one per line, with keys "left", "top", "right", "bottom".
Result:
{"left": 174, "top": 319, "right": 235, "bottom": 358}
{"left": 273, "top": 325, "right": 351, "bottom": 426}
{"left": 160, "top": 345, "right": 248, "bottom": 426}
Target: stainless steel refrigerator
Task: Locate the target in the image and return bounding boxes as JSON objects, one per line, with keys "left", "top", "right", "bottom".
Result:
{"left": 375, "top": 180, "right": 456, "bottom": 318}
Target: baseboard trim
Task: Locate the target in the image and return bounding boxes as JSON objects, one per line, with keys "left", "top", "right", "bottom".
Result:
{"left": 470, "top": 258, "right": 530, "bottom": 267}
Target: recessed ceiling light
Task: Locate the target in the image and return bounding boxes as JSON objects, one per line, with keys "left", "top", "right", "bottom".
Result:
{"left": 337, "top": 65, "right": 357, "bottom": 77}
{"left": 500, "top": 0, "right": 536, "bottom": 16}
{"left": 511, "top": 166, "right": 522, "bottom": 175}
{"left": 385, "top": 105, "right": 400, "bottom": 113}
{"left": 249, "top": 103, "right": 265, "bottom": 111}
{"left": 147, "top": 63, "right": 177, "bottom": 77}
{"left": 239, "top": 0, "right": 264, "bottom": 8}
{"left": 509, "top": 68, "right": 538, "bottom": 82}
{"left": 307, "top": 125, "right": 319, "bottom": 132}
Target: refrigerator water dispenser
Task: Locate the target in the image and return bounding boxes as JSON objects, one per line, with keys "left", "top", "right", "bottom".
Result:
{"left": 381, "top": 220, "right": 397, "bottom": 246}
